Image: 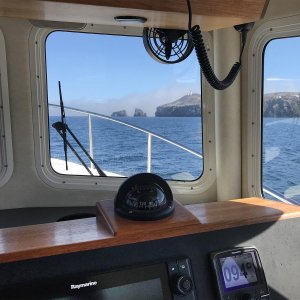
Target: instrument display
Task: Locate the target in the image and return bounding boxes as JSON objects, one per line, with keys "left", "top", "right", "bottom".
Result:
{"left": 0, "top": 258, "right": 196, "bottom": 300}
{"left": 211, "top": 247, "right": 270, "bottom": 300}
{"left": 219, "top": 252, "right": 258, "bottom": 291}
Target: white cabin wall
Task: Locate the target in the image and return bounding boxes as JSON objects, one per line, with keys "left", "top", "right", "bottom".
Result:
{"left": 201, "top": 0, "right": 300, "bottom": 202}
{"left": 0, "top": 17, "right": 218, "bottom": 209}
{"left": 0, "top": 18, "right": 116, "bottom": 209}
{"left": 241, "top": 0, "right": 300, "bottom": 198}
{"left": 2, "top": 0, "right": 300, "bottom": 209}
{"left": 213, "top": 27, "right": 242, "bottom": 201}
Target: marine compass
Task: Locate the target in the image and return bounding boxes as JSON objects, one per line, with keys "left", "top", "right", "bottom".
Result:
{"left": 114, "top": 173, "right": 174, "bottom": 221}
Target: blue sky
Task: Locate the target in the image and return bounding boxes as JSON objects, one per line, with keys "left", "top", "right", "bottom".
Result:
{"left": 264, "top": 36, "right": 300, "bottom": 93}
{"left": 46, "top": 31, "right": 300, "bottom": 116}
{"left": 46, "top": 31, "right": 200, "bottom": 116}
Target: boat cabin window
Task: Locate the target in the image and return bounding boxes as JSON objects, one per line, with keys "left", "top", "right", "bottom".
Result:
{"left": 262, "top": 36, "right": 300, "bottom": 204}
{"left": 45, "top": 31, "right": 202, "bottom": 182}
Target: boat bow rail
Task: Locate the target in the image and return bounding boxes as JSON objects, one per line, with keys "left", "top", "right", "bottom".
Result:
{"left": 49, "top": 103, "right": 203, "bottom": 176}
{"left": 49, "top": 104, "right": 294, "bottom": 205}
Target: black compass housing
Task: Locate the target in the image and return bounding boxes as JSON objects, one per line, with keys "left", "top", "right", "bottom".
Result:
{"left": 114, "top": 173, "right": 174, "bottom": 221}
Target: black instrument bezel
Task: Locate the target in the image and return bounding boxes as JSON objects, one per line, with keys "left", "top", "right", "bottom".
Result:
{"left": 211, "top": 247, "right": 269, "bottom": 300}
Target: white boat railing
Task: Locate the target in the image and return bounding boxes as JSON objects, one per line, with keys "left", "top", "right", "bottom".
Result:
{"left": 49, "top": 103, "right": 203, "bottom": 173}
{"left": 263, "top": 186, "right": 297, "bottom": 205}
{"left": 49, "top": 103, "right": 297, "bottom": 205}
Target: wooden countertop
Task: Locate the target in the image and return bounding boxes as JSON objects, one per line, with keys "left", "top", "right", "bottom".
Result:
{"left": 0, "top": 197, "right": 300, "bottom": 264}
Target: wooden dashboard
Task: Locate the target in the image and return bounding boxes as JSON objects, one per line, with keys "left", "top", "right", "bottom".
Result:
{"left": 0, "top": 197, "right": 299, "bottom": 264}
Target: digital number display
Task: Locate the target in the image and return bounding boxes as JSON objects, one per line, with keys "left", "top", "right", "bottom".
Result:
{"left": 219, "top": 253, "right": 258, "bottom": 290}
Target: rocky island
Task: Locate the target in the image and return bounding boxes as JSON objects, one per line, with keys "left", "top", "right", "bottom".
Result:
{"left": 264, "top": 92, "right": 300, "bottom": 117}
{"left": 134, "top": 108, "right": 147, "bottom": 117}
{"left": 109, "top": 92, "right": 300, "bottom": 118}
{"left": 111, "top": 110, "right": 127, "bottom": 117}
{"left": 155, "top": 94, "right": 201, "bottom": 117}
{"left": 154, "top": 92, "right": 300, "bottom": 117}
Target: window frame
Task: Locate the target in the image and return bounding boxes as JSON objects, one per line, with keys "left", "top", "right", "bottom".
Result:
{"left": 0, "top": 29, "right": 13, "bottom": 187}
{"left": 243, "top": 15, "right": 300, "bottom": 203}
{"left": 30, "top": 23, "right": 216, "bottom": 200}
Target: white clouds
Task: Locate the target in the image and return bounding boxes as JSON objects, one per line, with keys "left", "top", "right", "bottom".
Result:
{"left": 56, "top": 82, "right": 201, "bottom": 117}
{"left": 264, "top": 78, "right": 300, "bottom": 93}
{"left": 266, "top": 77, "right": 300, "bottom": 81}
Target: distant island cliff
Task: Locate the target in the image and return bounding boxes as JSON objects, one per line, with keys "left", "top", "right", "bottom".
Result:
{"left": 134, "top": 108, "right": 147, "bottom": 117}
{"left": 111, "top": 110, "right": 127, "bottom": 117}
{"left": 111, "top": 108, "right": 147, "bottom": 117}
{"left": 155, "top": 94, "right": 201, "bottom": 117}
{"left": 155, "top": 92, "right": 300, "bottom": 117}
{"left": 264, "top": 93, "right": 300, "bottom": 117}
{"left": 110, "top": 92, "right": 300, "bottom": 118}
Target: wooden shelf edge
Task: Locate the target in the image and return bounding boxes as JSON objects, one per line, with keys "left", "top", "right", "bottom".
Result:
{"left": 95, "top": 199, "right": 201, "bottom": 237}
{"left": 96, "top": 202, "right": 116, "bottom": 236}
{"left": 0, "top": 197, "right": 299, "bottom": 264}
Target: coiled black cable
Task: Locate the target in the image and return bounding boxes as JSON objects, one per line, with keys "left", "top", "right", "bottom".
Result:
{"left": 190, "top": 25, "right": 241, "bottom": 90}
{"left": 187, "top": 0, "right": 244, "bottom": 90}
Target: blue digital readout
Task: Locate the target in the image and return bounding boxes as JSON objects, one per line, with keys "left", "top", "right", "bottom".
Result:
{"left": 220, "top": 253, "right": 258, "bottom": 291}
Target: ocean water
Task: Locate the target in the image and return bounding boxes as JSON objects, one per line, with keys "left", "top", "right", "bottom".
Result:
{"left": 263, "top": 118, "right": 300, "bottom": 203}
{"left": 49, "top": 116, "right": 300, "bottom": 203}
{"left": 49, "top": 116, "right": 203, "bottom": 180}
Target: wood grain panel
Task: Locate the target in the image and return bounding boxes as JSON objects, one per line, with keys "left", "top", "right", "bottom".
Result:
{"left": 186, "top": 198, "right": 300, "bottom": 225}
{"left": 45, "top": 0, "right": 267, "bottom": 19}
{"left": 0, "top": 198, "right": 299, "bottom": 264}
{"left": 0, "top": 0, "right": 268, "bottom": 31}
{"left": 0, "top": 217, "right": 115, "bottom": 263}
{"left": 96, "top": 200, "right": 200, "bottom": 236}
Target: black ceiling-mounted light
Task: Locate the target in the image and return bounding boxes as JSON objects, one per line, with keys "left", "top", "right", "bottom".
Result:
{"left": 114, "top": 16, "right": 147, "bottom": 24}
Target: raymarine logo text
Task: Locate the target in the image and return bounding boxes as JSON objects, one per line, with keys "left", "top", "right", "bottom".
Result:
{"left": 70, "top": 281, "right": 98, "bottom": 290}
